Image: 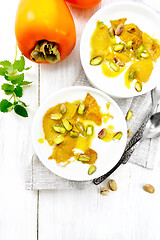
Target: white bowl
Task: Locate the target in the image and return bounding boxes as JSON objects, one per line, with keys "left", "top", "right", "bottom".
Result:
{"left": 32, "top": 86, "right": 127, "bottom": 181}
{"left": 80, "top": 2, "right": 160, "bottom": 98}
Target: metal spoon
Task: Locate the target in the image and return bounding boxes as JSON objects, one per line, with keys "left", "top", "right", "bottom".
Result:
{"left": 152, "top": 85, "right": 160, "bottom": 112}
{"left": 93, "top": 111, "right": 160, "bottom": 185}
{"left": 142, "top": 112, "right": 160, "bottom": 139}
{"left": 93, "top": 85, "right": 160, "bottom": 185}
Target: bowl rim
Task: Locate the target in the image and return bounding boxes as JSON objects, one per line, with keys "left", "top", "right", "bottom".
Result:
{"left": 31, "top": 86, "right": 127, "bottom": 181}
{"left": 80, "top": 1, "right": 160, "bottom": 98}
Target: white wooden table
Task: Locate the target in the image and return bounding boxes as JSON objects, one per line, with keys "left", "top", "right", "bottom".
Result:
{"left": 1, "top": 0, "right": 160, "bottom": 239}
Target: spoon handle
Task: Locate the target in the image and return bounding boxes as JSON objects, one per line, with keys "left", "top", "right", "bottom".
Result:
{"left": 93, "top": 112, "right": 152, "bottom": 185}
{"left": 93, "top": 144, "right": 138, "bottom": 185}
{"left": 124, "top": 113, "right": 151, "bottom": 154}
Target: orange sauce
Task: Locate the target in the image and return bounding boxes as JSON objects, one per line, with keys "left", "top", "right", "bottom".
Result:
{"left": 90, "top": 18, "right": 160, "bottom": 89}
{"left": 38, "top": 138, "right": 44, "bottom": 144}
{"left": 101, "top": 63, "right": 125, "bottom": 78}
{"left": 43, "top": 93, "right": 103, "bottom": 165}
{"left": 102, "top": 126, "right": 115, "bottom": 142}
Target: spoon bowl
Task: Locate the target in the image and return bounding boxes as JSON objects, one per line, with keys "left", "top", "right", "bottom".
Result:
{"left": 143, "top": 112, "right": 160, "bottom": 139}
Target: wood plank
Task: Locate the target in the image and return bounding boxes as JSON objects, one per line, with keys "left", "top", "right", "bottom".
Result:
{"left": 39, "top": 4, "right": 101, "bottom": 100}
{"left": 38, "top": 163, "right": 160, "bottom": 240}
{"left": 0, "top": 0, "right": 38, "bottom": 239}
{"left": 39, "top": 1, "right": 160, "bottom": 239}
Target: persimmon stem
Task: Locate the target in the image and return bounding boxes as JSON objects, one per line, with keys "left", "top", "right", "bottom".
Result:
{"left": 30, "top": 40, "right": 60, "bottom": 64}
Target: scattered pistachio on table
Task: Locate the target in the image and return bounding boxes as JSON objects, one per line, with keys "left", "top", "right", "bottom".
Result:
{"left": 99, "top": 181, "right": 156, "bottom": 196}
{"left": 100, "top": 188, "right": 110, "bottom": 196}
{"left": 143, "top": 184, "right": 155, "bottom": 194}
{"left": 108, "top": 179, "right": 117, "bottom": 191}
{"left": 100, "top": 179, "right": 117, "bottom": 196}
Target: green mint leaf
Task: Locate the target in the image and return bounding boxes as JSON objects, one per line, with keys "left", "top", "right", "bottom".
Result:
{"left": 0, "top": 60, "right": 11, "bottom": 67}
{"left": 4, "top": 90, "right": 14, "bottom": 95}
{"left": 14, "top": 104, "right": 28, "bottom": 117}
{"left": 20, "top": 101, "right": 28, "bottom": 107}
{"left": 5, "top": 73, "right": 24, "bottom": 84}
{"left": 5, "top": 65, "right": 14, "bottom": 74}
{"left": 1, "top": 83, "right": 14, "bottom": 95}
{"left": 0, "top": 67, "right": 8, "bottom": 76}
{"left": 0, "top": 99, "right": 13, "bottom": 112}
{"left": 0, "top": 61, "right": 12, "bottom": 74}
{"left": 24, "top": 67, "right": 32, "bottom": 70}
{"left": 4, "top": 74, "right": 9, "bottom": 81}
{"left": 13, "top": 55, "right": 25, "bottom": 72}
{"left": 1, "top": 83, "right": 14, "bottom": 91}
{"left": 0, "top": 54, "right": 31, "bottom": 118}
{"left": 14, "top": 85, "right": 23, "bottom": 97}
{"left": 19, "top": 81, "right": 32, "bottom": 86}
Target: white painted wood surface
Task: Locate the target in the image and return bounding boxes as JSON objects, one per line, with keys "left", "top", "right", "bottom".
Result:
{"left": 0, "top": 0, "right": 160, "bottom": 239}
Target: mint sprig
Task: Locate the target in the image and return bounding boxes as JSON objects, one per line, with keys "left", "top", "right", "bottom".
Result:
{"left": 0, "top": 54, "right": 32, "bottom": 117}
